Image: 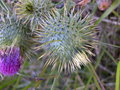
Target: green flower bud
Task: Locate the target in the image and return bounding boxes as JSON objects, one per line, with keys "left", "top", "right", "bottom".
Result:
{"left": 36, "top": 7, "right": 96, "bottom": 72}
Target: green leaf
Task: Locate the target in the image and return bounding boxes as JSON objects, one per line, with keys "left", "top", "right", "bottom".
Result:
{"left": 115, "top": 61, "right": 120, "bottom": 90}
{"left": 0, "top": 78, "right": 17, "bottom": 89}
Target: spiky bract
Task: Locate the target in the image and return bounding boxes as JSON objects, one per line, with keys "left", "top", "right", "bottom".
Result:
{"left": 36, "top": 8, "right": 96, "bottom": 72}
{"left": 0, "top": 20, "right": 28, "bottom": 46}
{"left": 14, "top": 0, "right": 54, "bottom": 30}
{"left": 14, "top": 0, "right": 34, "bottom": 19}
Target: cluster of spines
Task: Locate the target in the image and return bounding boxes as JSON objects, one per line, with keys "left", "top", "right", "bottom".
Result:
{"left": 35, "top": 7, "right": 96, "bottom": 72}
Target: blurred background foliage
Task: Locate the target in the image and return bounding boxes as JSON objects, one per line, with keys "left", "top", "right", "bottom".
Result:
{"left": 0, "top": 0, "right": 120, "bottom": 90}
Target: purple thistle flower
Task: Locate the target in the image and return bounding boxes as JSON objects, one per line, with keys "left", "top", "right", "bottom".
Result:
{"left": 0, "top": 47, "right": 23, "bottom": 76}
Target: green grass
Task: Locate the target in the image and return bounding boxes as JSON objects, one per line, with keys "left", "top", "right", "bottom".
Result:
{"left": 115, "top": 61, "right": 120, "bottom": 90}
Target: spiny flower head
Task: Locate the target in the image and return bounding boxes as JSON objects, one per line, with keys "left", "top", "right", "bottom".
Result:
{"left": 0, "top": 22, "right": 20, "bottom": 47}
{"left": 14, "top": 0, "right": 54, "bottom": 27}
{"left": 0, "top": 20, "right": 31, "bottom": 47}
{"left": 36, "top": 7, "right": 96, "bottom": 72}
{"left": 14, "top": 0, "right": 34, "bottom": 19}
{"left": 0, "top": 47, "right": 23, "bottom": 76}
{"left": 0, "top": 20, "right": 35, "bottom": 75}
{"left": 0, "top": 17, "right": 35, "bottom": 63}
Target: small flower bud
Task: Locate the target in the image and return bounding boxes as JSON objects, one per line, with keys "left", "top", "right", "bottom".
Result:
{"left": 96, "top": 0, "right": 112, "bottom": 11}
{"left": 36, "top": 8, "right": 96, "bottom": 72}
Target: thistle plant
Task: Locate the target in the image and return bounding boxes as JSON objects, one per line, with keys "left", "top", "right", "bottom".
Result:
{"left": 36, "top": 7, "right": 96, "bottom": 72}
{"left": 0, "top": 16, "right": 34, "bottom": 76}
{"left": 0, "top": 0, "right": 97, "bottom": 75}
